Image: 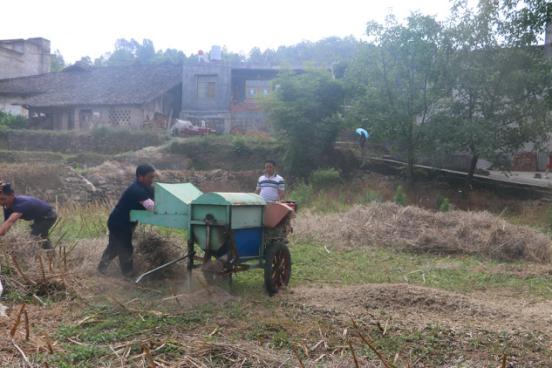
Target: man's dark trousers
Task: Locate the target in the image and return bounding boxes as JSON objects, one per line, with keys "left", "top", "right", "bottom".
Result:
{"left": 30, "top": 211, "right": 57, "bottom": 249}
{"left": 98, "top": 224, "right": 136, "bottom": 275}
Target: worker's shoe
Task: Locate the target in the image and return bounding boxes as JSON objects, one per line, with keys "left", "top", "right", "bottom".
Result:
{"left": 120, "top": 259, "right": 134, "bottom": 278}
{"left": 41, "top": 239, "right": 53, "bottom": 250}
{"left": 97, "top": 261, "right": 109, "bottom": 275}
{"left": 121, "top": 268, "right": 137, "bottom": 282}
{"left": 97, "top": 251, "right": 115, "bottom": 275}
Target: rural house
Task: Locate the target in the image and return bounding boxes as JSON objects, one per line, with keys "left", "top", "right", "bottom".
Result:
{"left": 0, "top": 63, "right": 182, "bottom": 129}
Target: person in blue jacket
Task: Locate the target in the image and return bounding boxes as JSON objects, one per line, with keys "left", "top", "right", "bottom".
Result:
{"left": 356, "top": 128, "right": 369, "bottom": 150}
{"left": 97, "top": 164, "right": 156, "bottom": 276}
{"left": 0, "top": 182, "right": 57, "bottom": 249}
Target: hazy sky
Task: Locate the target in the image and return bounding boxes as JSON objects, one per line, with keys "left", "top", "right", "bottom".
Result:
{"left": 1, "top": 0, "right": 454, "bottom": 63}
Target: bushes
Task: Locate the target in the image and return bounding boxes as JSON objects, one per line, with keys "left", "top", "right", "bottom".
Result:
{"left": 290, "top": 169, "right": 342, "bottom": 206}
{"left": 437, "top": 195, "right": 451, "bottom": 212}
{"left": 310, "top": 168, "right": 342, "bottom": 190}
{"left": 393, "top": 185, "right": 407, "bottom": 206}
{"left": 289, "top": 181, "right": 314, "bottom": 205}
{"left": 0, "top": 111, "right": 28, "bottom": 130}
{"left": 232, "top": 136, "right": 252, "bottom": 156}
{"left": 168, "top": 135, "right": 283, "bottom": 170}
{"left": 288, "top": 168, "right": 382, "bottom": 212}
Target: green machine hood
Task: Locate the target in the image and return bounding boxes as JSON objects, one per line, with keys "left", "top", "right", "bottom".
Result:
{"left": 191, "top": 192, "right": 266, "bottom": 206}
{"left": 130, "top": 183, "right": 203, "bottom": 229}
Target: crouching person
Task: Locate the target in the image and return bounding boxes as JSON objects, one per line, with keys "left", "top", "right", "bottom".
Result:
{"left": 97, "top": 164, "right": 156, "bottom": 277}
{"left": 0, "top": 183, "right": 57, "bottom": 249}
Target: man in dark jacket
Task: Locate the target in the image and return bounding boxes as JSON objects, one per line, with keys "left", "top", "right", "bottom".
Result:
{"left": 0, "top": 183, "right": 57, "bottom": 249}
{"left": 97, "top": 164, "right": 156, "bottom": 276}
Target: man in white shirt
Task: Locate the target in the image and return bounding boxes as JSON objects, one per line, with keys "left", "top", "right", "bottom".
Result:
{"left": 256, "top": 160, "right": 285, "bottom": 203}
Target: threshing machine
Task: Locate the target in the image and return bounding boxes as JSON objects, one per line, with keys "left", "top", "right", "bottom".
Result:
{"left": 130, "top": 183, "right": 295, "bottom": 295}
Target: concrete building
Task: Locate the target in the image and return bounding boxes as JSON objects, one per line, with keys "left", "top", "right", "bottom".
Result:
{"left": 0, "top": 38, "right": 51, "bottom": 79}
{"left": 0, "top": 38, "right": 51, "bottom": 114}
{"left": 0, "top": 63, "right": 182, "bottom": 130}
{"left": 180, "top": 62, "right": 284, "bottom": 133}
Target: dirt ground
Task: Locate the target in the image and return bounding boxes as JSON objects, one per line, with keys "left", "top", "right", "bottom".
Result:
{"left": 1, "top": 226, "right": 551, "bottom": 367}
{"left": 4, "top": 270, "right": 551, "bottom": 367}
{"left": 290, "top": 283, "right": 552, "bottom": 335}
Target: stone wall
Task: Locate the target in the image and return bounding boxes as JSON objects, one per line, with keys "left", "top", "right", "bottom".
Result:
{"left": 0, "top": 128, "right": 168, "bottom": 154}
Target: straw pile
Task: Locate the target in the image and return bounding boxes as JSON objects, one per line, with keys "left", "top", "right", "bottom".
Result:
{"left": 294, "top": 202, "right": 552, "bottom": 262}
{"left": 133, "top": 228, "right": 186, "bottom": 279}
{"left": 0, "top": 230, "right": 70, "bottom": 299}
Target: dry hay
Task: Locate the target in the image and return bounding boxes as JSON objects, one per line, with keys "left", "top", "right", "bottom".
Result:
{"left": 162, "top": 337, "right": 291, "bottom": 368}
{"left": 294, "top": 202, "right": 552, "bottom": 262}
{"left": 133, "top": 228, "right": 186, "bottom": 280}
{"left": 0, "top": 229, "right": 70, "bottom": 300}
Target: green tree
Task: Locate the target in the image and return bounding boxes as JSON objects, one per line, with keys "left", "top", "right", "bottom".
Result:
{"left": 264, "top": 70, "right": 345, "bottom": 177}
{"left": 75, "top": 56, "right": 93, "bottom": 68}
{"left": 248, "top": 37, "right": 360, "bottom": 67}
{"left": 345, "top": 14, "right": 447, "bottom": 183}
{"left": 0, "top": 111, "right": 27, "bottom": 129}
{"left": 98, "top": 38, "right": 180, "bottom": 66}
{"left": 501, "top": 0, "right": 552, "bottom": 46}
{"left": 136, "top": 39, "right": 155, "bottom": 64}
{"left": 154, "top": 48, "right": 186, "bottom": 64}
{"left": 428, "top": 1, "right": 552, "bottom": 186}
{"left": 105, "top": 39, "right": 140, "bottom": 66}
{"left": 50, "top": 50, "right": 65, "bottom": 72}
{"left": 221, "top": 46, "right": 245, "bottom": 64}
{"left": 248, "top": 47, "right": 265, "bottom": 64}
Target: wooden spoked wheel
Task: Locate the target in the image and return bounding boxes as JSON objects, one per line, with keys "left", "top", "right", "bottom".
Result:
{"left": 264, "top": 242, "right": 291, "bottom": 296}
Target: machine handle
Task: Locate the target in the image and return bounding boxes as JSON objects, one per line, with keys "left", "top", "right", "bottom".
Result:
{"left": 135, "top": 254, "right": 190, "bottom": 284}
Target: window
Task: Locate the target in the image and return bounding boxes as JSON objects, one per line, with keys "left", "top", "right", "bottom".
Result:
{"left": 109, "top": 109, "right": 131, "bottom": 126}
{"left": 206, "top": 82, "right": 216, "bottom": 98}
{"left": 197, "top": 75, "right": 217, "bottom": 99}
{"left": 245, "top": 80, "right": 271, "bottom": 100}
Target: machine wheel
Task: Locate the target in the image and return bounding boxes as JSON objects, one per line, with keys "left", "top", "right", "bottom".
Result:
{"left": 264, "top": 242, "right": 291, "bottom": 296}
